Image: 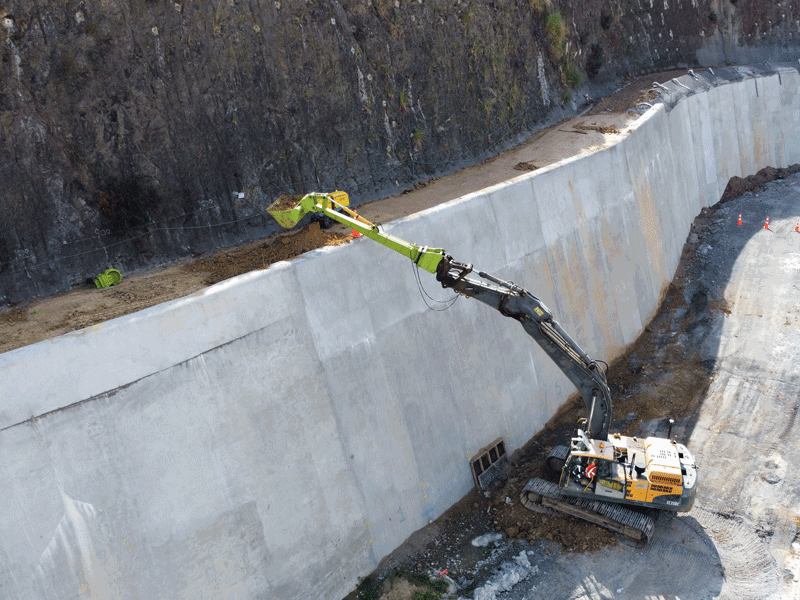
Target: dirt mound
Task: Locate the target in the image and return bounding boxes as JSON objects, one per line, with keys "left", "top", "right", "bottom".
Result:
{"left": 185, "top": 222, "right": 350, "bottom": 285}
{"left": 585, "top": 71, "right": 678, "bottom": 115}
{"left": 573, "top": 122, "right": 620, "bottom": 134}
{"left": 0, "top": 308, "right": 27, "bottom": 325}
{"left": 720, "top": 164, "right": 800, "bottom": 203}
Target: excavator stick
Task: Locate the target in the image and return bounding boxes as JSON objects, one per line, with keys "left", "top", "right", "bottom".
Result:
{"left": 267, "top": 191, "right": 448, "bottom": 275}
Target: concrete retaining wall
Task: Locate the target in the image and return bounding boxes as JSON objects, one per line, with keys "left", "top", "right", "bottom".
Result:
{"left": 1, "top": 64, "right": 798, "bottom": 600}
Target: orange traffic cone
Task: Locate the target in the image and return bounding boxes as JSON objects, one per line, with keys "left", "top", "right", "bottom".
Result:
{"left": 737, "top": 213, "right": 742, "bottom": 226}
{"left": 351, "top": 211, "right": 363, "bottom": 238}
{"left": 764, "top": 216, "right": 770, "bottom": 230}
{"left": 795, "top": 222, "right": 799, "bottom": 233}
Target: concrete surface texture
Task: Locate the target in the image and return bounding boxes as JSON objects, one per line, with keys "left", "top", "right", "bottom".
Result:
{"left": 1, "top": 64, "right": 799, "bottom": 599}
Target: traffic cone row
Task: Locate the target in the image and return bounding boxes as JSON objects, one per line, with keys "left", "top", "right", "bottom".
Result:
{"left": 735, "top": 214, "right": 800, "bottom": 232}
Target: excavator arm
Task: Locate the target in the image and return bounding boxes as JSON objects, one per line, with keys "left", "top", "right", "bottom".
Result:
{"left": 269, "top": 192, "right": 447, "bottom": 274}
{"left": 434, "top": 256, "right": 612, "bottom": 440}
{"left": 267, "top": 191, "right": 612, "bottom": 439}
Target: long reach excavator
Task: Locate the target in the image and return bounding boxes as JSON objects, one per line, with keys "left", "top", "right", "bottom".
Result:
{"left": 268, "top": 191, "right": 698, "bottom": 546}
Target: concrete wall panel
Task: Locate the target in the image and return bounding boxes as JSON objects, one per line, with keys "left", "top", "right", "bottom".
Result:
{"left": 2, "top": 66, "right": 799, "bottom": 600}
{"left": 621, "top": 109, "right": 669, "bottom": 306}
{"left": 781, "top": 69, "right": 800, "bottom": 165}
{"left": 769, "top": 72, "right": 788, "bottom": 168}
{"left": 663, "top": 99, "right": 700, "bottom": 253}
{"left": 712, "top": 82, "right": 744, "bottom": 186}
{"left": 691, "top": 89, "right": 722, "bottom": 203}
{"left": 0, "top": 266, "right": 303, "bottom": 428}
{"left": 484, "top": 177, "right": 546, "bottom": 267}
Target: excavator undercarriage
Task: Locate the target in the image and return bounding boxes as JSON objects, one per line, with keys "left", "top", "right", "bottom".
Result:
{"left": 520, "top": 478, "right": 656, "bottom": 547}
{"left": 521, "top": 446, "right": 657, "bottom": 546}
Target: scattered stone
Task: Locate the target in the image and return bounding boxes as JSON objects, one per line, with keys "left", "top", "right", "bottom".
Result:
{"left": 472, "top": 533, "right": 504, "bottom": 547}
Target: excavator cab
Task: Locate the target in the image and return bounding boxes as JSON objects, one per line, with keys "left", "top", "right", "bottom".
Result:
{"left": 562, "top": 453, "right": 602, "bottom": 489}
{"left": 564, "top": 456, "right": 592, "bottom": 487}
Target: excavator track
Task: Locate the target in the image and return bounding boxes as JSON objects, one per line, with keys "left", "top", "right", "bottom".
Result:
{"left": 545, "top": 445, "right": 569, "bottom": 472}
{"left": 520, "top": 478, "right": 656, "bottom": 547}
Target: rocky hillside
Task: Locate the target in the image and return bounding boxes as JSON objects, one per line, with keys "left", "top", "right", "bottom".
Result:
{"left": 0, "top": 0, "right": 797, "bottom": 305}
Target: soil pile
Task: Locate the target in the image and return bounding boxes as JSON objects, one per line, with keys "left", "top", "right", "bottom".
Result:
{"left": 720, "top": 165, "right": 800, "bottom": 202}
{"left": 185, "top": 222, "right": 350, "bottom": 285}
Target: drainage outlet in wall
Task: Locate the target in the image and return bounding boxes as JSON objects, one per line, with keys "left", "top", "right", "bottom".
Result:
{"left": 470, "top": 437, "right": 508, "bottom": 488}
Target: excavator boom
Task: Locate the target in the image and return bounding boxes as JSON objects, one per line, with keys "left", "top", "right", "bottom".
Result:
{"left": 435, "top": 257, "right": 612, "bottom": 440}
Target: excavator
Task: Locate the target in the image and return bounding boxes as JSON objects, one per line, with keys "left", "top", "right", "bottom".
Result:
{"left": 267, "top": 191, "right": 698, "bottom": 546}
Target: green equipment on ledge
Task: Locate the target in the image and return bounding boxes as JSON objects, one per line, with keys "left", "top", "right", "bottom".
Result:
{"left": 93, "top": 268, "right": 122, "bottom": 289}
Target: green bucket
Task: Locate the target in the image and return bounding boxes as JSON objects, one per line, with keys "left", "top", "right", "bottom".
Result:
{"left": 94, "top": 268, "right": 122, "bottom": 289}
{"left": 267, "top": 195, "right": 305, "bottom": 229}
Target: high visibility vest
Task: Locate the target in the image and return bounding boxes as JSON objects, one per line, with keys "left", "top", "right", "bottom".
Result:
{"left": 586, "top": 462, "right": 597, "bottom": 479}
